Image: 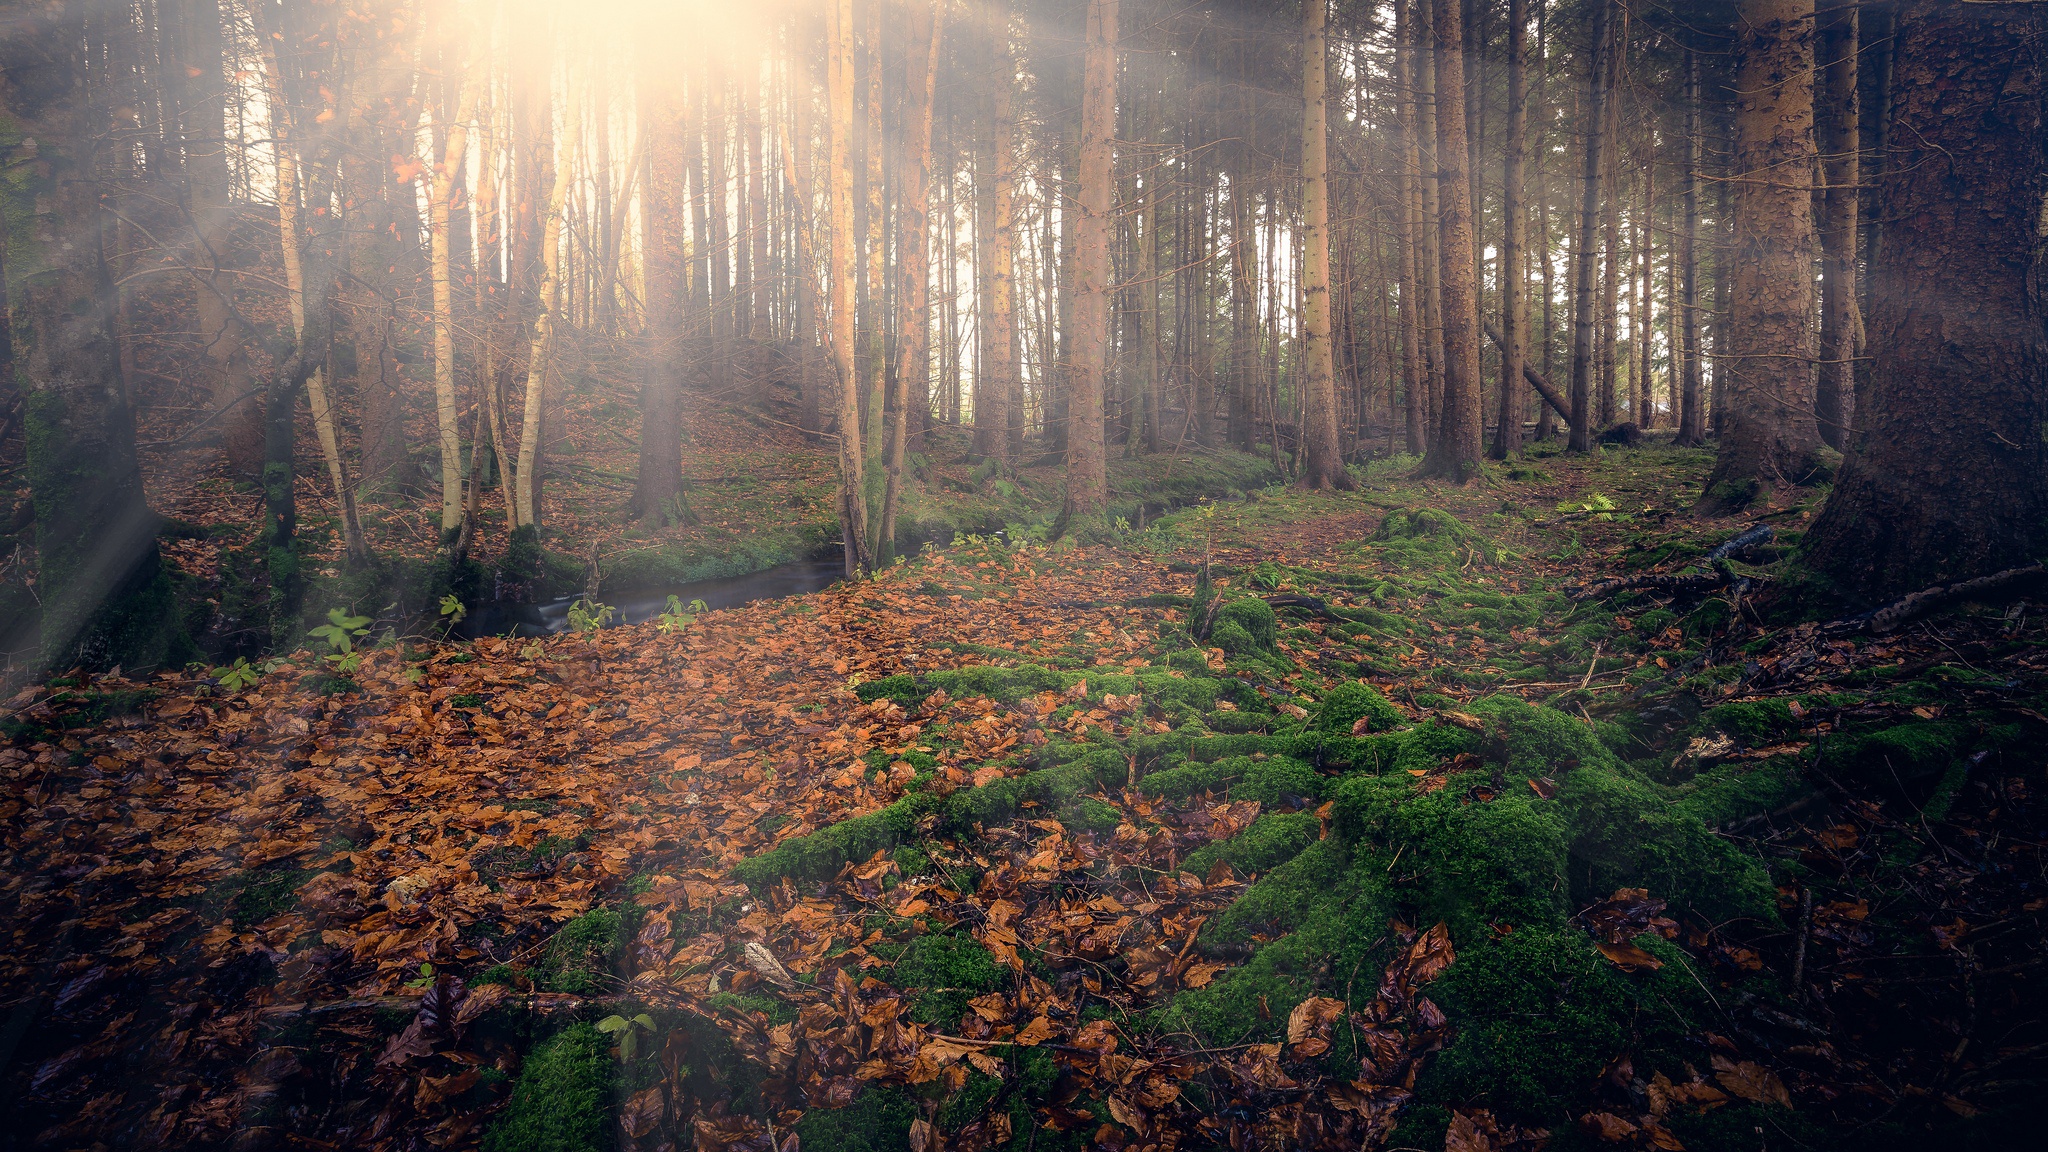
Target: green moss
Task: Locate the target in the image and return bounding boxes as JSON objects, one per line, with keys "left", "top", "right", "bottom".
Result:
{"left": 1700, "top": 699, "right": 1798, "bottom": 744}
{"left": 1211, "top": 619, "right": 1256, "bottom": 655}
{"left": 1233, "top": 757, "right": 1322, "bottom": 805}
{"left": 1418, "top": 928, "right": 1707, "bottom": 1124}
{"left": 1313, "top": 682, "right": 1405, "bottom": 736}
{"left": 482, "top": 1024, "right": 616, "bottom": 1152}
{"left": 1181, "top": 811, "right": 1319, "bottom": 879}
{"left": 1215, "top": 597, "right": 1277, "bottom": 651}
{"left": 539, "top": 907, "right": 622, "bottom": 995}
{"left": 734, "top": 794, "right": 939, "bottom": 887}
{"left": 1202, "top": 838, "right": 1353, "bottom": 952}
{"left": 893, "top": 932, "right": 1004, "bottom": 1026}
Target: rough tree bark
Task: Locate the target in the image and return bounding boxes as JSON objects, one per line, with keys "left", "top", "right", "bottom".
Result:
{"left": 1297, "top": 0, "right": 1353, "bottom": 490}
{"left": 1804, "top": 0, "right": 2045, "bottom": 605}
{"left": 1063, "top": 0, "right": 1116, "bottom": 524}
{"left": 1675, "top": 46, "right": 1704, "bottom": 447}
{"left": 633, "top": 46, "right": 688, "bottom": 526}
{"left": 1705, "top": 0, "right": 1821, "bottom": 504}
{"left": 1566, "top": 0, "right": 1610, "bottom": 452}
{"left": 1489, "top": 0, "right": 1528, "bottom": 460}
{"left": 828, "top": 0, "right": 870, "bottom": 576}
{"left": 1419, "top": 0, "right": 1483, "bottom": 482}
{"left": 1814, "top": 0, "right": 1861, "bottom": 450}
{"left": 878, "top": 0, "right": 943, "bottom": 561}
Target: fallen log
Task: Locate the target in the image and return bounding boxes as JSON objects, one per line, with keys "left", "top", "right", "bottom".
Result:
{"left": 1571, "top": 524, "right": 1773, "bottom": 602}
{"left": 1820, "top": 563, "right": 2046, "bottom": 636}
{"left": 1485, "top": 322, "right": 1572, "bottom": 422}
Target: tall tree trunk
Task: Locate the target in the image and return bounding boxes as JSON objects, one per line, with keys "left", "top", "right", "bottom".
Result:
{"left": 1597, "top": 42, "right": 1622, "bottom": 429}
{"left": 878, "top": 0, "right": 942, "bottom": 562}
{"left": 829, "top": 0, "right": 870, "bottom": 576}
{"left": 1420, "top": 0, "right": 1483, "bottom": 482}
{"left": 260, "top": 25, "right": 367, "bottom": 563}
{"left": 1566, "top": 0, "right": 1611, "bottom": 452}
{"left": 1805, "top": 0, "right": 2044, "bottom": 604}
{"left": 1395, "top": 0, "right": 1427, "bottom": 456}
{"left": 1063, "top": 0, "right": 1116, "bottom": 524}
{"left": 1705, "top": 0, "right": 1821, "bottom": 504}
{"left": 634, "top": 54, "right": 688, "bottom": 525}
{"left": 1489, "top": 0, "right": 1528, "bottom": 460}
{"left": 515, "top": 83, "right": 579, "bottom": 530}
{"left": 1814, "top": 0, "right": 1860, "bottom": 450}
{"left": 1298, "top": 0, "right": 1351, "bottom": 490}
{"left": 1675, "top": 47, "right": 1705, "bottom": 446}
{"left": 429, "top": 72, "right": 479, "bottom": 537}
{"left": 1415, "top": 0, "right": 1444, "bottom": 436}
{"left": 994, "top": 24, "right": 1022, "bottom": 467}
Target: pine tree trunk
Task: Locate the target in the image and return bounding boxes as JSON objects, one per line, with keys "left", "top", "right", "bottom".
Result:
{"left": 879, "top": 0, "right": 943, "bottom": 561}
{"left": 1415, "top": 0, "right": 1444, "bottom": 437}
{"left": 1675, "top": 47, "right": 1705, "bottom": 446}
{"left": 1804, "top": 0, "right": 2045, "bottom": 605}
{"left": 1814, "top": 1, "right": 1860, "bottom": 450}
{"left": 1420, "top": 0, "right": 1483, "bottom": 482}
{"left": 1705, "top": 0, "right": 1821, "bottom": 504}
{"left": 1063, "top": 0, "right": 1116, "bottom": 524}
{"left": 828, "top": 0, "right": 870, "bottom": 576}
{"left": 1298, "top": 0, "right": 1351, "bottom": 489}
{"left": 1566, "top": 0, "right": 1610, "bottom": 452}
{"left": 1489, "top": 0, "right": 1528, "bottom": 460}
{"left": 1395, "top": 0, "right": 1427, "bottom": 457}
{"left": 429, "top": 74, "right": 479, "bottom": 537}
{"left": 635, "top": 59, "right": 689, "bottom": 526}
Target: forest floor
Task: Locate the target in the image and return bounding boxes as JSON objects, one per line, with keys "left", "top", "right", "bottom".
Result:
{"left": 3, "top": 443, "right": 2044, "bottom": 1152}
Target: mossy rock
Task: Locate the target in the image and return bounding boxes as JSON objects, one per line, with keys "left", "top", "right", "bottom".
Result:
{"left": 793, "top": 1085, "right": 922, "bottom": 1152}
{"left": 1166, "top": 648, "right": 1210, "bottom": 673}
{"left": 539, "top": 907, "right": 622, "bottom": 995}
{"left": 482, "top": 1023, "right": 616, "bottom": 1152}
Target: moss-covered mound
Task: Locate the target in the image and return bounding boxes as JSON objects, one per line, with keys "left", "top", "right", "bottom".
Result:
{"left": 483, "top": 1023, "right": 616, "bottom": 1152}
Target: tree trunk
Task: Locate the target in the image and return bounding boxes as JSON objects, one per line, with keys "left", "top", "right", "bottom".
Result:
{"left": 1415, "top": 0, "right": 1444, "bottom": 436}
{"left": 1675, "top": 46, "right": 1705, "bottom": 446}
{"left": 1803, "top": 0, "right": 2045, "bottom": 605}
{"left": 1814, "top": 0, "right": 1860, "bottom": 451}
{"left": 260, "top": 27, "right": 368, "bottom": 562}
{"left": 429, "top": 73, "right": 479, "bottom": 537}
{"left": 1489, "top": 0, "right": 1528, "bottom": 460}
{"left": 828, "top": 0, "right": 870, "bottom": 576}
{"left": 1298, "top": 0, "right": 1352, "bottom": 490}
{"left": 1063, "top": 0, "right": 1116, "bottom": 524}
{"left": 515, "top": 83, "right": 579, "bottom": 530}
{"left": 1420, "top": 0, "right": 1483, "bottom": 482}
{"left": 878, "top": 0, "right": 942, "bottom": 562}
{"left": 1705, "top": 0, "right": 1821, "bottom": 504}
{"left": 634, "top": 58, "right": 688, "bottom": 526}
{"left": 1567, "top": 0, "right": 1610, "bottom": 452}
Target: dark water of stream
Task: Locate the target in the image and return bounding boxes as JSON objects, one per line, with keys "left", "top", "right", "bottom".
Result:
{"left": 457, "top": 554, "right": 849, "bottom": 638}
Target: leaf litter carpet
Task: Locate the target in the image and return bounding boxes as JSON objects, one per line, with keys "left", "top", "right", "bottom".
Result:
{"left": 4, "top": 482, "right": 2045, "bottom": 1152}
